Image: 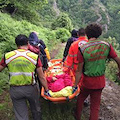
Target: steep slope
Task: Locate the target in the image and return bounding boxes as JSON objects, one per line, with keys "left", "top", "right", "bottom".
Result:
{"left": 52, "top": 0, "right": 120, "bottom": 42}
{"left": 93, "top": 0, "right": 110, "bottom": 33}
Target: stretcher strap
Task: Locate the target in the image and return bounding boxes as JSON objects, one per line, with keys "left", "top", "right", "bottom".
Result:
{"left": 66, "top": 96, "right": 70, "bottom": 102}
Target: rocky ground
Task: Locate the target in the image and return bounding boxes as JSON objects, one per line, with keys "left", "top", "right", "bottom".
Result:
{"left": 83, "top": 79, "right": 120, "bottom": 120}
{"left": 100, "top": 79, "right": 120, "bottom": 120}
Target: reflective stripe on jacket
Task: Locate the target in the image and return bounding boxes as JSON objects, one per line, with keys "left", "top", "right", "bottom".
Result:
{"left": 5, "top": 49, "right": 38, "bottom": 86}
{"left": 64, "top": 36, "right": 88, "bottom": 73}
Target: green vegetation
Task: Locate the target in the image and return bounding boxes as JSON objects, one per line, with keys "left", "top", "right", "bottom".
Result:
{"left": 0, "top": 92, "right": 13, "bottom": 120}
{"left": 0, "top": 11, "right": 71, "bottom": 119}
{"left": 0, "top": 12, "right": 70, "bottom": 55}
{"left": 104, "top": 37, "right": 120, "bottom": 85}
{"left": 0, "top": 69, "right": 9, "bottom": 94}
{"left": 40, "top": 0, "right": 120, "bottom": 44}
{"left": 0, "top": 0, "right": 120, "bottom": 119}
{"left": 51, "top": 13, "right": 73, "bottom": 31}
{"left": 0, "top": 0, "right": 47, "bottom": 25}
{"left": 41, "top": 99, "right": 76, "bottom": 120}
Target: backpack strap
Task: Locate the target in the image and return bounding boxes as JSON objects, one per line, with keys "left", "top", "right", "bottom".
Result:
{"left": 78, "top": 46, "right": 83, "bottom": 56}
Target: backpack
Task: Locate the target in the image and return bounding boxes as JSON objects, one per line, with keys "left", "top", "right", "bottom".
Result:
{"left": 72, "top": 37, "right": 78, "bottom": 42}
{"left": 28, "top": 45, "right": 48, "bottom": 70}
{"left": 29, "top": 32, "right": 48, "bottom": 70}
{"left": 38, "top": 44, "right": 48, "bottom": 70}
{"left": 28, "top": 44, "right": 48, "bottom": 70}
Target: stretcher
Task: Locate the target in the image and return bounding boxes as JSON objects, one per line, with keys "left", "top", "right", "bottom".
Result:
{"left": 41, "top": 59, "right": 80, "bottom": 103}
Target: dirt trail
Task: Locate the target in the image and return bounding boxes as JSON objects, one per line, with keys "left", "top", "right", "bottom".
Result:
{"left": 92, "top": 0, "right": 110, "bottom": 33}
{"left": 50, "top": 42, "right": 66, "bottom": 59}
{"left": 53, "top": 0, "right": 60, "bottom": 16}
{"left": 50, "top": 42, "right": 120, "bottom": 120}
{"left": 83, "top": 79, "right": 120, "bottom": 120}
{"left": 100, "top": 79, "right": 120, "bottom": 120}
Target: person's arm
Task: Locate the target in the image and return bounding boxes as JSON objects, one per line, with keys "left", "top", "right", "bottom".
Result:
{"left": 39, "top": 45, "right": 48, "bottom": 69}
{"left": 39, "top": 40, "right": 46, "bottom": 49}
{"left": 36, "top": 67, "right": 48, "bottom": 91}
{"left": 113, "top": 57, "right": 120, "bottom": 74}
{"left": 74, "top": 48, "right": 84, "bottom": 87}
{"left": 38, "top": 40, "right": 51, "bottom": 60}
{"left": 0, "top": 65, "right": 5, "bottom": 72}
{"left": 109, "top": 44, "right": 120, "bottom": 78}
{"left": 63, "top": 45, "right": 74, "bottom": 70}
{"left": 0, "top": 57, "right": 6, "bottom": 72}
{"left": 74, "top": 62, "right": 84, "bottom": 87}
{"left": 63, "top": 38, "right": 73, "bottom": 61}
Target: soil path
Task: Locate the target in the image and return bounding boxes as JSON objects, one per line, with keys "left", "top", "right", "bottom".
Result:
{"left": 83, "top": 79, "right": 120, "bottom": 120}
{"left": 53, "top": 0, "right": 60, "bottom": 16}
{"left": 50, "top": 42, "right": 66, "bottom": 59}
{"left": 100, "top": 79, "right": 120, "bottom": 120}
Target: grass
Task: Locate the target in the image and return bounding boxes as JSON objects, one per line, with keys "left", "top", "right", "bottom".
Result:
{"left": 54, "top": 46, "right": 64, "bottom": 59}
{"left": 0, "top": 91, "right": 86, "bottom": 120}
{"left": 0, "top": 90, "right": 77, "bottom": 120}
{"left": 54, "top": 43, "right": 65, "bottom": 59}
{"left": 0, "top": 91, "right": 14, "bottom": 120}
{"left": 41, "top": 97, "right": 77, "bottom": 120}
{"left": 0, "top": 69, "right": 9, "bottom": 95}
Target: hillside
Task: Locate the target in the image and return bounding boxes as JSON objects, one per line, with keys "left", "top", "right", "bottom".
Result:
{"left": 0, "top": 0, "right": 120, "bottom": 120}
{"left": 39, "top": 0, "right": 120, "bottom": 44}
{"left": 1, "top": 0, "right": 120, "bottom": 43}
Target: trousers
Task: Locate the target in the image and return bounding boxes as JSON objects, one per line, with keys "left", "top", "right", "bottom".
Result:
{"left": 9, "top": 84, "right": 41, "bottom": 120}
{"left": 75, "top": 86, "right": 103, "bottom": 120}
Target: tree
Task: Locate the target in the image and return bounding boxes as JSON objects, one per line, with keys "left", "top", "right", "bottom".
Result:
{"left": 51, "top": 13, "right": 73, "bottom": 31}
{"left": 0, "top": 0, "right": 47, "bottom": 25}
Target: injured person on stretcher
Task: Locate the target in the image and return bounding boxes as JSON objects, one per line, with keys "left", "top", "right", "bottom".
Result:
{"left": 41, "top": 59, "right": 80, "bottom": 103}
{"left": 46, "top": 63, "right": 74, "bottom": 97}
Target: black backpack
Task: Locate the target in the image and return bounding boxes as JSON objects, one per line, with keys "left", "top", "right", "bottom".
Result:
{"left": 29, "top": 32, "right": 48, "bottom": 70}
{"left": 38, "top": 44, "right": 48, "bottom": 70}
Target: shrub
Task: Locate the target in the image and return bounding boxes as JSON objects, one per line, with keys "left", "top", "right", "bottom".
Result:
{"left": 54, "top": 28, "right": 70, "bottom": 43}
{"left": 105, "top": 60, "right": 120, "bottom": 85}
{"left": 51, "top": 13, "right": 73, "bottom": 31}
{"left": 0, "top": 12, "right": 58, "bottom": 54}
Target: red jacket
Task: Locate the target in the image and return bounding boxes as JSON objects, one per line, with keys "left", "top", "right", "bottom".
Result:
{"left": 64, "top": 36, "right": 88, "bottom": 74}
{"left": 28, "top": 44, "right": 39, "bottom": 54}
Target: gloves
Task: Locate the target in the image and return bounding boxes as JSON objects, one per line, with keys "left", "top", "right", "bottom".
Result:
{"left": 72, "top": 86, "right": 78, "bottom": 94}
{"left": 44, "top": 90, "right": 51, "bottom": 97}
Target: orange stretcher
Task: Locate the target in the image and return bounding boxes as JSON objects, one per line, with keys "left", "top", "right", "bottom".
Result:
{"left": 41, "top": 59, "right": 80, "bottom": 103}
